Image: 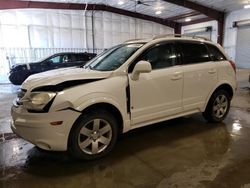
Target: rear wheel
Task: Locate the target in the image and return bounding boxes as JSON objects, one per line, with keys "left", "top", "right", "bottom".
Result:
{"left": 203, "top": 90, "right": 230, "bottom": 123}
{"left": 68, "top": 110, "right": 118, "bottom": 160}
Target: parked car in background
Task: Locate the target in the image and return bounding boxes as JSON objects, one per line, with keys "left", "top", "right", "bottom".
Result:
{"left": 9, "top": 52, "right": 96, "bottom": 85}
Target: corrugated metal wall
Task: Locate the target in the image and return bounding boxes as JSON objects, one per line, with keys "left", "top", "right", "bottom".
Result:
{"left": 0, "top": 9, "right": 173, "bottom": 83}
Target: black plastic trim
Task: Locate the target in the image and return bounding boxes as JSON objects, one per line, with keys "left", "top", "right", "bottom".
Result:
{"left": 126, "top": 85, "right": 131, "bottom": 114}
{"left": 32, "top": 78, "right": 104, "bottom": 92}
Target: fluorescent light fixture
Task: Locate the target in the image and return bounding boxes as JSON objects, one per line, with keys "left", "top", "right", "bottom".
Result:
{"left": 155, "top": 10, "right": 162, "bottom": 15}
{"left": 244, "top": 4, "right": 250, "bottom": 9}
{"left": 118, "top": 1, "right": 124, "bottom": 5}
{"left": 185, "top": 18, "right": 192, "bottom": 22}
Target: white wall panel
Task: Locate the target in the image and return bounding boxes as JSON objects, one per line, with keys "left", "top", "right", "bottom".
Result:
{"left": 0, "top": 9, "right": 173, "bottom": 52}
{"left": 29, "top": 26, "right": 48, "bottom": 48}
{"left": 49, "top": 12, "right": 60, "bottom": 27}
{"left": 60, "top": 14, "right": 71, "bottom": 28}
{"left": 72, "top": 29, "right": 85, "bottom": 48}
{"left": 0, "top": 8, "right": 174, "bottom": 82}
{"left": 52, "top": 28, "right": 60, "bottom": 48}
{"left": 181, "top": 20, "right": 218, "bottom": 43}
{"left": 0, "top": 11, "right": 16, "bottom": 25}
{"left": 60, "top": 28, "right": 72, "bottom": 48}
{"left": 32, "top": 11, "right": 47, "bottom": 26}
{"left": 224, "top": 9, "right": 250, "bottom": 63}
{"left": 16, "top": 10, "right": 32, "bottom": 25}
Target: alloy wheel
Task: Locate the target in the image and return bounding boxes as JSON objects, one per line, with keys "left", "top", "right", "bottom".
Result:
{"left": 78, "top": 119, "right": 112, "bottom": 155}
{"left": 212, "top": 94, "right": 228, "bottom": 119}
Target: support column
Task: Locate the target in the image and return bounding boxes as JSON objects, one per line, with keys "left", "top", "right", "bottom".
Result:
{"left": 174, "top": 23, "right": 182, "bottom": 34}
{"left": 217, "top": 13, "right": 225, "bottom": 45}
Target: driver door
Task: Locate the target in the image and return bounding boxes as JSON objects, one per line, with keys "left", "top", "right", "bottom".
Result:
{"left": 41, "top": 54, "right": 64, "bottom": 71}
{"left": 128, "top": 43, "right": 184, "bottom": 126}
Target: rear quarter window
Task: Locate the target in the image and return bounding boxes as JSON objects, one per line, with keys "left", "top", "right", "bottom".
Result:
{"left": 178, "top": 42, "right": 211, "bottom": 64}
{"left": 206, "top": 44, "right": 227, "bottom": 61}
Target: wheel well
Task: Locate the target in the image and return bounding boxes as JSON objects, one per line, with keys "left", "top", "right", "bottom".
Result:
{"left": 81, "top": 103, "right": 124, "bottom": 134}
{"left": 214, "top": 84, "right": 234, "bottom": 100}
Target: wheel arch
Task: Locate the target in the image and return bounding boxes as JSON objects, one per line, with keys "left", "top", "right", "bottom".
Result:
{"left": 68, "top": 102, "right": 125, "bottom": 150}
{"left": 204, "top": 83, "right": 234, "bottom": 111}
{"left": 81, "top": 102, "right": 124, "bottom": 134}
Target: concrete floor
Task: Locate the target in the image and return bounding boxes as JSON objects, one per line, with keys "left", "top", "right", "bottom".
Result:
{"left": 0, "top": 69, "right": 249, "bottom": 188}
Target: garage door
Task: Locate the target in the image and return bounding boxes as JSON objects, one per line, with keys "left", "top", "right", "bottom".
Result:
{"left": 236, "top": 26, "right": 250, "bottom": 68}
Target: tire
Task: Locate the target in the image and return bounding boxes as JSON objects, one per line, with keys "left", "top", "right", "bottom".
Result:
{"left": 203, "top": 90, "right": 231, "bottom": 123}
{"left": 68, "top": 110, "right": 118, "bottom": 160}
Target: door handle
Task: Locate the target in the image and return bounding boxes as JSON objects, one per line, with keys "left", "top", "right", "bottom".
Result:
{"left": 208, "top": 69, "right": 216, "bottom": 74}
{"left": 171, "top": 74, "right": 182, "bottom": 81}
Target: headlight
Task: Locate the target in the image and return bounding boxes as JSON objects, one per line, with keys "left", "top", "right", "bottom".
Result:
{"left": 23, "top": 92, "right": 56, "bottom": 111}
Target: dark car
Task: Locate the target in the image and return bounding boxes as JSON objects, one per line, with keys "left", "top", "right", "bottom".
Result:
{"left": 9, "top": 52, "right": 96, "bottom": 85}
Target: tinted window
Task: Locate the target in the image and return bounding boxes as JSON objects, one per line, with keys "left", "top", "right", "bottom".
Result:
{"left": 76, "top": 54, "right": 91, "bottom": 61}
{"left": 207, "top": 44, "right": 226, "bottom": 61}
{"left": 62, "top": 55, "right": 69, "bottom": 63}
{"left": 49, "top": 55, "right": 62, "bottom": 64}
{"left": 179, "top": 42, "right": 211, "bottom": 64}
{"left": 130, "top": 43, "right": 177, "bottom": 71}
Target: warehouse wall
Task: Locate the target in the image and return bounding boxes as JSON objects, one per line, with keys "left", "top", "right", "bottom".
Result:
{"left": 224, "top": 8, "right": 250, "bottom": 62}
{"left": 181, "top": 20, "right": 218, "bottom": 43}
{"left": 0, "top": 8, "right": 173, "bottom": 83}
{"left": 181, "top": 9, "right": 250, "bottom": 65}
{"left": 0, "top": 9, "right": 173, "bottom": 51}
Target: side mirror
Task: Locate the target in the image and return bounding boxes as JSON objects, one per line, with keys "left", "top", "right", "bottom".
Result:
{"left": 131, "top": 60, "right": 152, "bottom": 81}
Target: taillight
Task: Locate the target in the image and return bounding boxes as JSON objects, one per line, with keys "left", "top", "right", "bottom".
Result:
{"left": 229, "top": 60, "right": 236, "bottom": 74}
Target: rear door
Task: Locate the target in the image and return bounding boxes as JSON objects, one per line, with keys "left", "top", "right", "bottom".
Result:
{"left": 61, "top": 54, "right": 79, "bottom": 67}
{"left": 177, "top": 41, "right": 218, "bottom": 112}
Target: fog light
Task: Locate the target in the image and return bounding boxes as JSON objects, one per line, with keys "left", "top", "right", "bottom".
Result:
{"left": 50, "top": 121, "right": 63, "bottom": 126}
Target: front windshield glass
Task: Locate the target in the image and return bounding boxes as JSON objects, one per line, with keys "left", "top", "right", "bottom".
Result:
{"left": 87, "top": 43, "right": 144, "bottom": 71}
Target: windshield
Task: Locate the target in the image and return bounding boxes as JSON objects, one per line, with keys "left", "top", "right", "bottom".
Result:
{"left": 86, "top": 43, "right": 144, "bottom": 71}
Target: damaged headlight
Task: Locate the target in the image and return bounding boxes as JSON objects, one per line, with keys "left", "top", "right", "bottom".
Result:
{"left": 23, "top": 92, "right": 56, "bottom": 111}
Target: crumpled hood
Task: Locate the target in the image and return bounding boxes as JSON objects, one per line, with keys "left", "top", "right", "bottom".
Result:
{"left": 22, "top": 67, "right": 112, "bottom": 90}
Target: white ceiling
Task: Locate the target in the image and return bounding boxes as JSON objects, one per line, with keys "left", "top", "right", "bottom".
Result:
{"left": 188, "top": 0, "right": 247, "bottom": 12}
{"left": 23, "top": 0, "right": 248, "bottom": 21}
{"left": 24, "top": 0, "right": 196, "bottom": 19}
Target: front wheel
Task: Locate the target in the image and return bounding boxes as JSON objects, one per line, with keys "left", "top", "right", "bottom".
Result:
{"left": 203, "top": 90, "right": 231, "bottom": 123}
{"left": 9, "top": 72, "right": 29, "bottom": 85}
{"left": 68, "top": 110, "right": 118, "bottom": 160}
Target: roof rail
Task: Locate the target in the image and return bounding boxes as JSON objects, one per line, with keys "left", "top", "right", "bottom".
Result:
{"left": 192, "top": 35, "right": 210, "bottom": 41}
{"left": 124, "top": 38, "right": 146, "bottom": 43}
{"left": 153, "top": 34, "right": 210, "bottom": 41}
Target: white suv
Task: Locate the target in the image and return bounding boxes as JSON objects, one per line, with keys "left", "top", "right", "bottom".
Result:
{"left": 11, "top": 35, "right": 236, "bottom": 160}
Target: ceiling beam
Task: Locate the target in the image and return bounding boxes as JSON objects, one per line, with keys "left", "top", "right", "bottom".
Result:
{"left": 0, "top": 0, "right": 180, "bottom": 29}
{"left": 166, "top": 11, "right": 201, "bottom": 21}
{"left": 162, "top": 0, "right": 224, "bottom": 20}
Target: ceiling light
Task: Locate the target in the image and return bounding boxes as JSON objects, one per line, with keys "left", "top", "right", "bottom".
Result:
{"left": 118, "top": 1, "right": 124, "bottom": 5}
{"left": 185, "top": 18, "right": 192, "bottom": 22}
{"left": 155, "top": 10, "right": 162, "bottom": 15}
{"left": 244, "top": 4, "right": 250, "bottom": 9}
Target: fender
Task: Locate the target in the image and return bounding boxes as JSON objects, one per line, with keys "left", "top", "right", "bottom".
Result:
{"left": 202, "top": 80, "right": 236, "bottom": 112}
{"left": 73, "top": 92, "right": 131, "bottom": 133}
